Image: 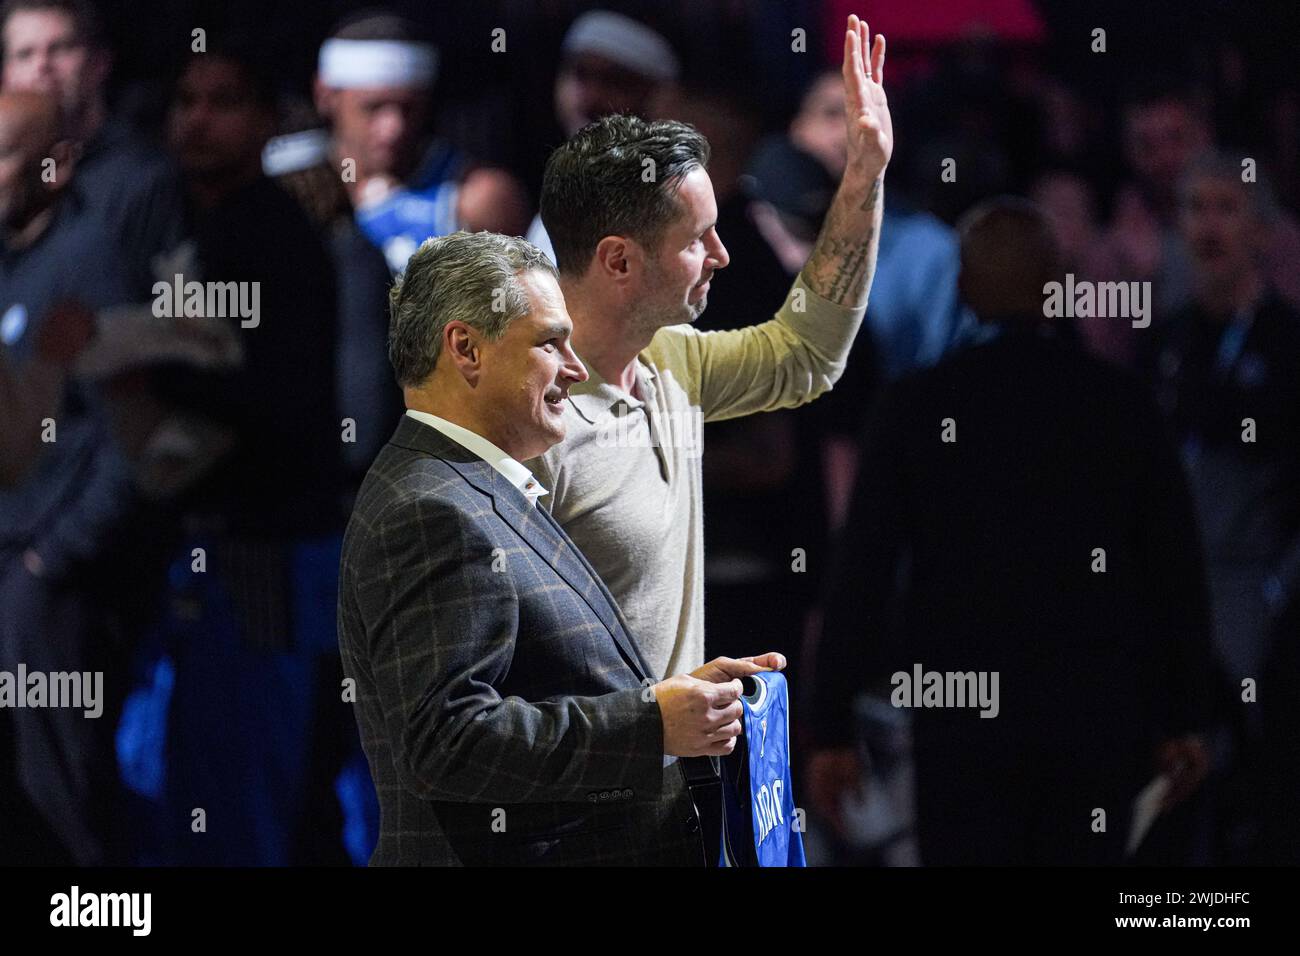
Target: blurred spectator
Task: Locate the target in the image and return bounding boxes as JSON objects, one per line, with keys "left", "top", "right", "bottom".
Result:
{"left": 0, "top": 89, "right": 137, "bottom": 864}
{"left": 1, "top": 0, "right": 184, "bottom": 295}
{"left": 272, "top": 9, "right": 527, "bottom": 274}
{"left": 554, "top": 10, "right": 679, "bottom": 140}
{"left": 744, "top": 138, "right": 836, "bottom": 274}
{"left": 268, "top": 97, "right": 401, "bottom": 498}
{"left": 526, "top": 9, "right": 679, "bottom": 263}
{"left": 161, "top": 47, "right": 341, "bottom": 537}
{"left": 1030, "top": 168, "right": 1126, "bottom": 362}
{"left": 1123, "top": 79, "right": 1214, "bottom": 226}
{"left": 808, "top": 198, "right": 1222, "bottom": 865}
{"left": 1141, "top": 153, "right": 1300, "bottom": 861}
{"left": 1030, "top": 169, "right": 1118, "bottom": 280}
{"left": 1143, "top": 154, "right": 1300, "bottom": 691}
{"left": 1096, "top": 75, "right": 1300, "bottom": 357}
{"left": 1095, "top": 77, "right": 1211, "bottom": 345}
{"left": 123, "top": 47, "right": 353, "bottom": 864}
{"left": 789, "top": 71, "right": 851, "bottom": 184}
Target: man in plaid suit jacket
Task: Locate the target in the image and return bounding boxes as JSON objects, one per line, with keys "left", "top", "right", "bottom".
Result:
{"left": 339, "top": 231, "right": 778, "bottom": 865}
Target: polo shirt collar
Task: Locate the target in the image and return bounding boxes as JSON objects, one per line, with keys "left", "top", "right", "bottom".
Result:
{"left": 568, "top": 352, "right": 657, "bottom": 425}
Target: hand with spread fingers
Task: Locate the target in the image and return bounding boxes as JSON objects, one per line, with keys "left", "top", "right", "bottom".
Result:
{"left": 842, "top": 13, "right": 893, "bottom": 187}
{"left": 801, "top": 14, "right": 893, "bottom": 308}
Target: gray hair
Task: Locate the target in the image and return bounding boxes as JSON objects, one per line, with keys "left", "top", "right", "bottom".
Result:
{"left": 388, "top": 231, "right": 558, "bottom": 389}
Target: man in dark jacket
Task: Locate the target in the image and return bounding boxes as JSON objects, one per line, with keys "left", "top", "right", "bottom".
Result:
{"left": 1142, "top": 154, "right": 1300, "bottom": 863}
{"left": 807, "top": 198, "right": 1222, "bottom": 865}
{"left": 123, "top": 46, "right": 348, "bottom": 865}
{"left": 0, "top": 89, "right": 135, "bottom": 865}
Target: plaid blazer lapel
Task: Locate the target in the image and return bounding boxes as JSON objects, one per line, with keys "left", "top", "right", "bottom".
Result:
{"left": 484, "top": 475, "right": 653, "bottom": 685}
{"left": 532, "top": 502, "right": 658, "bottom": 680}
{"left": 390, "top": 415, "right": 653, "bottom": 684}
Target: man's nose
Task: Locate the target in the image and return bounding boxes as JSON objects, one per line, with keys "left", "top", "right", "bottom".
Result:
{"left": 562, "top": 344, "right": 588, "bottom": 384}
{"left": 373, "top": 108, "right": 407, "bottom": 145}
{"left": 708, "top": 231, "right": 730, "bottom": 270}
{"left": 186, "top": 101, "right": 215, "bottom": 130}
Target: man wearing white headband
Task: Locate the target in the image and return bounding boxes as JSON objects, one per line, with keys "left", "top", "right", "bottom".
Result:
{"left": 310, "top": 11, "right": 529, "bottom": 273}
{"left": 528, "top": 10, "right": 680, "bottom": 264}
{"left": 317, "top": 35, "right": 438, "bottom": 91}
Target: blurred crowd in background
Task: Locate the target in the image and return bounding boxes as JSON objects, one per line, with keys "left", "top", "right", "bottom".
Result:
{"left": 0, "top": 0, "right": 1296, "bottom": 866}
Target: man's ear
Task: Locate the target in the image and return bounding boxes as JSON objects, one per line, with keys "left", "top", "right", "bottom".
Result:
{"left": 593, "top": 235, "right": 637, "bottom": 286}
{"left": 443, "top": 321, "right": 484, "bottom": 385}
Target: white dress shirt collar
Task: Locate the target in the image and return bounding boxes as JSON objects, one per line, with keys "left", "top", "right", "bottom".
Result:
{"left": 405, "top": 409, "right": 548, "bottom": 505}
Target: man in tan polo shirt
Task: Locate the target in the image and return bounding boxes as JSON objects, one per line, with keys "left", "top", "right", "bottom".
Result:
{"left": 526, "top": 15, "right": 892, "bottom": 682}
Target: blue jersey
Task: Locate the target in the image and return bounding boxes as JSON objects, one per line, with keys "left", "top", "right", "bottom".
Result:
{"left": 719, "top": 671, "right": 806, "bottom": 866}
{"left": 356, "top": 140, "right": 463, "bottom": 273}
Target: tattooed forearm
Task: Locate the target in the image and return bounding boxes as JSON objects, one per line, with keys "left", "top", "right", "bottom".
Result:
{"left": 860, "top": 178, "right": 881, "bottom": 211}
{"left": 803, "top": 177, "right": 884, "bottom": 308}
{"left": 825, "top": 231, "right": 874, "bottom": 304}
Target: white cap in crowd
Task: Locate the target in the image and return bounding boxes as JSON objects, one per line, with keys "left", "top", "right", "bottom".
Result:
{"left": 561, "top": 10, "right": 680, "bottom": 83}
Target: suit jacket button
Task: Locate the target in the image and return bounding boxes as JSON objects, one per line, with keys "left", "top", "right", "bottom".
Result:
{"left": 685, "top": 815, "right": 700, "bottom": 833}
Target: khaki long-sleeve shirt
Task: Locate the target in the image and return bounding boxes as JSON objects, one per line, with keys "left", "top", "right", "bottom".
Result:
{"left": 527, "top": 271, "right": 865, "bottom": 679}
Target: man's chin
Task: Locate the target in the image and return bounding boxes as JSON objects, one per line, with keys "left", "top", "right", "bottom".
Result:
{"left": 540, "top": 414, "right": 566, "bottom": 445}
